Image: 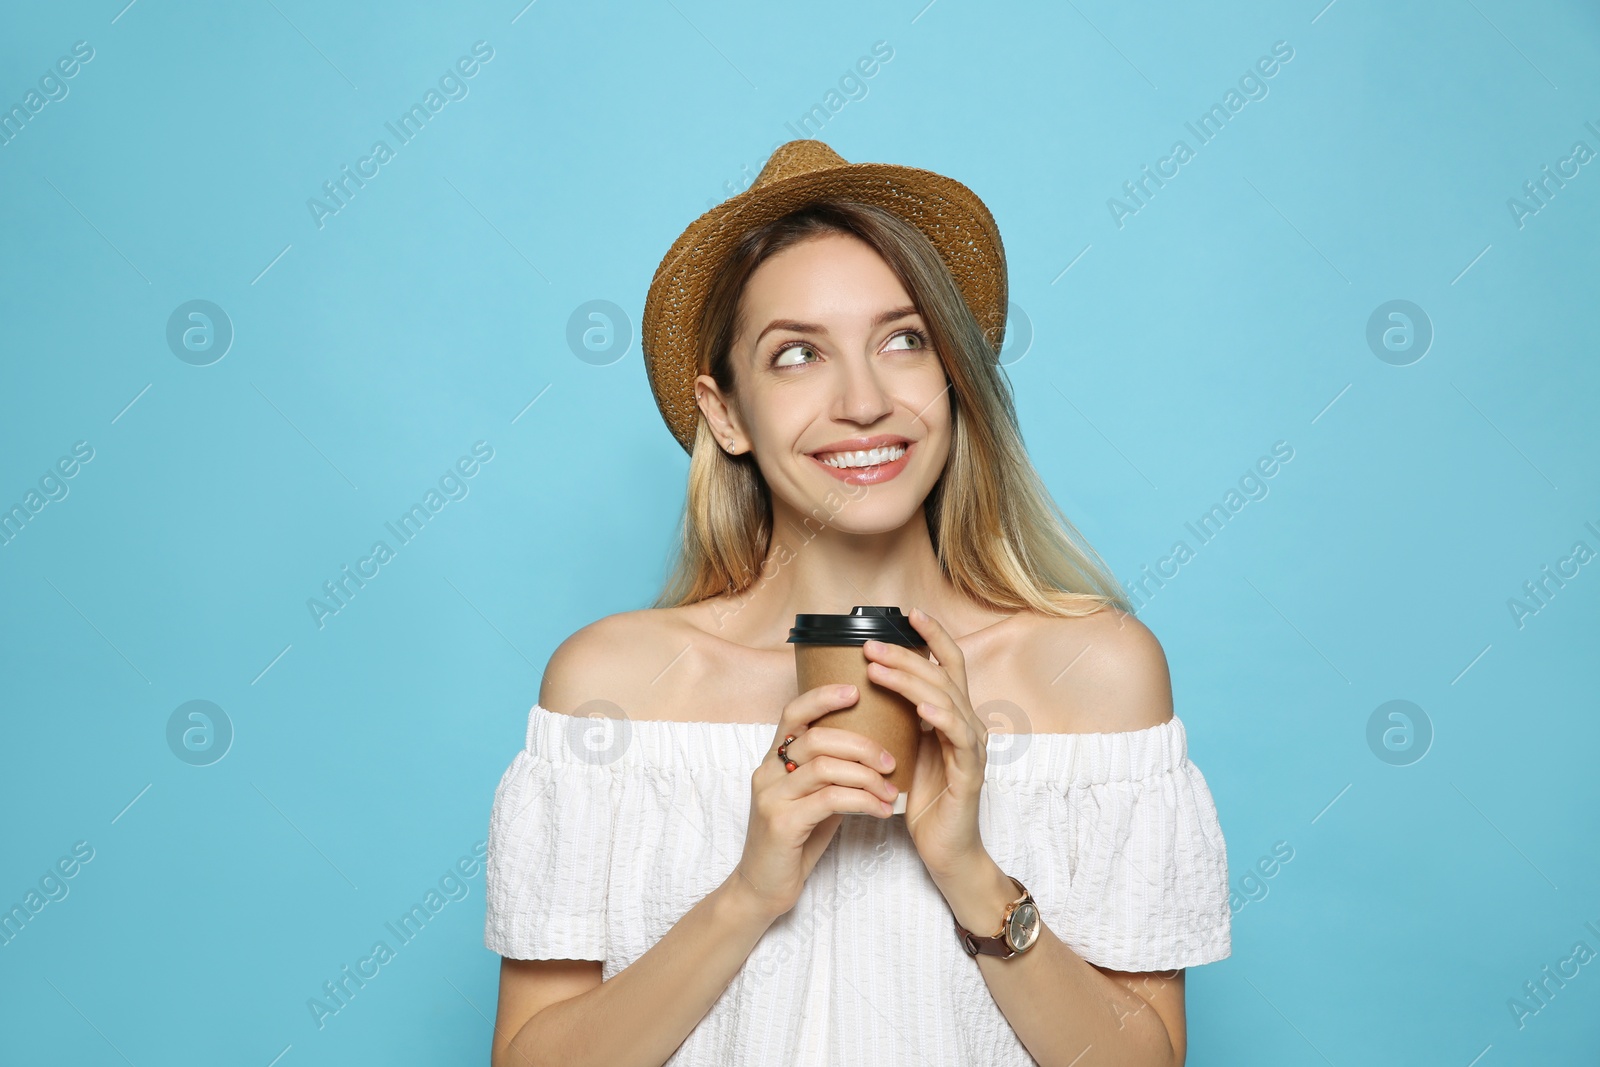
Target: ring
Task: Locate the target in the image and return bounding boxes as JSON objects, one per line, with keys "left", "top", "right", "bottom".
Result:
{"left": 777, "top": 733, "right": 798, "bottom": 772}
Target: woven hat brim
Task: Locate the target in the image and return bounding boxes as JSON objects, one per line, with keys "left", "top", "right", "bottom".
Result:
{"left": 641, "top": 162, "right": 1008, "bottom": 454}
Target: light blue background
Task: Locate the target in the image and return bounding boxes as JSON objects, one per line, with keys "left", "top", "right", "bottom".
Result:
{"left": 2, "top": 1, "right": 1597, "bottom": 1063}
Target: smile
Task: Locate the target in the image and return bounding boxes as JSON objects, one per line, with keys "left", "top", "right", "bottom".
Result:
{"left": 808, "top": 442, "right": 912, "bottom": 485}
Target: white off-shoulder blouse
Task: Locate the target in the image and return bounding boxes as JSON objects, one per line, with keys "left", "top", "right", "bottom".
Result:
{"left": 484, "top": 703, "right": 1231, "bottom": 1065}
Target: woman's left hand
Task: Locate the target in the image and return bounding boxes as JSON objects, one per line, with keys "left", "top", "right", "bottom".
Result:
{"left": 862, "top": 606, "right": 989, "bottom": 881}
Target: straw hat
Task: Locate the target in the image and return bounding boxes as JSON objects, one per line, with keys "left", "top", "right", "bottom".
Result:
{"left": 640, "top": 139, "right": 1008, "bottom": 454}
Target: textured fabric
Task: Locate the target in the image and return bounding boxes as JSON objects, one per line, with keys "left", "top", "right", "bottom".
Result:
{"left": 484, "top": 704, "right": 1231, "bottom": 1064}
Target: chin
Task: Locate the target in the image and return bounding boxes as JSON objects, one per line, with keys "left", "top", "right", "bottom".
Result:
{"left": 799, "top": 484, "right": 930, "bottom": 535}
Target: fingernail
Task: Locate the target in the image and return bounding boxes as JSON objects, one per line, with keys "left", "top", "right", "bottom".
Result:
{"left": 840, "top": 684, "right": 856, "bottom": 696}
{"left": 880, "top": 752, "right": 894, "bottom": 769}
{"left": 886, "top": 782, "right": 898, "bottom": 797}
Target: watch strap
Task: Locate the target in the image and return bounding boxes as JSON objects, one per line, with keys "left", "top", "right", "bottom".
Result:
{"left": 954, "top": 875, "right": 1031, "bottom": 959}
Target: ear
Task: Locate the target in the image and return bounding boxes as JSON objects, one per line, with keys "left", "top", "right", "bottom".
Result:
{"left": 695, "top": 373, "right": 747, "bottom": 452}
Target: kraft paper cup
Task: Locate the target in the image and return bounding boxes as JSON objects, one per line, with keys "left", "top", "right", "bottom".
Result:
{"left": 789, "top": 606, "right": 929, "bottom": 816}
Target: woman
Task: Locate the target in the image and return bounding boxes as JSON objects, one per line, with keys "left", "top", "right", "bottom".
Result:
{"left": 484, "top": 140, "right": 1230, "bottom": 1066}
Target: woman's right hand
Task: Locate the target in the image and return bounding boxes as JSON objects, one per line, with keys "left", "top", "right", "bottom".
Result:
{"left": 729, "top": 683, "right": 901, "bottom": 922}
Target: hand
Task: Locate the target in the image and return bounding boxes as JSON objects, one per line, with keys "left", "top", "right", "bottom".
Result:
{"left": 729, "top": 683, "right": 901, "bottom": 923}
{"left": 861, "top": 606, "right": 989, "bottom": 882}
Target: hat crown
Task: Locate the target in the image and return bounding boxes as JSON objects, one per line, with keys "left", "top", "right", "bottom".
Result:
{"left": 642, "top": 139, "right": 1006, "bottom": 454}
{"left": 751, "top": 139, "right": 848, "bottom": 189}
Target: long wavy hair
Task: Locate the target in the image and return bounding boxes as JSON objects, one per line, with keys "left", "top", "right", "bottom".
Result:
{"left": 652, "top": 198, "right": 1129, "bottom": 617}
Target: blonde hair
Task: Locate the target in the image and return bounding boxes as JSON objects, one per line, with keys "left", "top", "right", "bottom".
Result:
{"left": 652, "top": 199, "right": 1129, "bottom": 617}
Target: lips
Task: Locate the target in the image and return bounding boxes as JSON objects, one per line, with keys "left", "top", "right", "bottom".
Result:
{"left": 809, "top": 433, "right": 911, "bottom": 456}
{"left": 807, "top": 439, "right": 914, "bottom": 486}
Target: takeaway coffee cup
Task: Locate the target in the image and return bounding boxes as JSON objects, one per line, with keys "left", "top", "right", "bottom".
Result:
{"left": 787, "top": 605, "right": 929, "bottom": 815}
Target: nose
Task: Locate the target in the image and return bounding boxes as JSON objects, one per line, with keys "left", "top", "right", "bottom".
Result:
{"left": 832, "top": 349, "right": 894, "bottom": 425}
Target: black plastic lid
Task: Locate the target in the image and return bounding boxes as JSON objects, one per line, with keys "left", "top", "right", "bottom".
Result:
{"left": 787, "top": 605, "right": 926, "bottom": 647}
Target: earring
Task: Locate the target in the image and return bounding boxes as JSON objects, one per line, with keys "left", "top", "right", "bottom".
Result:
{"left": 726, "top": 438, "right": 736, "bottom": 452}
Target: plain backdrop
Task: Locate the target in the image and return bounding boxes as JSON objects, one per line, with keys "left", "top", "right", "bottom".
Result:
{"left": 1, "top": 1, "right": 1597, "bottom": 1063}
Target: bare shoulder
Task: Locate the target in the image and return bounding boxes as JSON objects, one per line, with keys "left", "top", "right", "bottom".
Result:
{"left": 1007, "top": 606, "right": 1173, "bottom": 734}
{"left": 537, "top": 606, "right": 701, "bottom": 720}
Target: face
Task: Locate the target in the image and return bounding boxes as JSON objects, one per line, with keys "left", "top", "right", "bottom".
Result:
{"left": 695, "top": 232, "right": 953, "bottom": 535}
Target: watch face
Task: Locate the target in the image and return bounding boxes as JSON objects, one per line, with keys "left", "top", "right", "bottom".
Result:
{"left": 1007, "top": 902, "right": 1040, "bottom": 951}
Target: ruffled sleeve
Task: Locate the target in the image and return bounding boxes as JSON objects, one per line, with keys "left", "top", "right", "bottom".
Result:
{"left": 993, "top": 717, "right": 1231, "bottom": 972}
{"left": 483, "top": 706, "right": 616, "bottom": 961}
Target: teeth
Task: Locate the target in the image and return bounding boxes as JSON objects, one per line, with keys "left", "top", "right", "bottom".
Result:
{"left": 819, "top": 444, "right": 907, "bottom": 469}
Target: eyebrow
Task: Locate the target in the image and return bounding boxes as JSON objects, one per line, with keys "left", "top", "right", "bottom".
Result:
{"left": 751, "top": 305, "right": 921, "bottom": 348}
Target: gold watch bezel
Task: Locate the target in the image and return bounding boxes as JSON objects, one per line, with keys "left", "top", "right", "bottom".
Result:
{"left": 956, "top": 875, "right": 1040, "bottom": 958}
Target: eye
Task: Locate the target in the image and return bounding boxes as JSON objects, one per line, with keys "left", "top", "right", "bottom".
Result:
{"left": 770, "top": 341, "right": 820, "bottom": 368}
{"left": 884, "top": 328, "right": 929, "bottom": 351}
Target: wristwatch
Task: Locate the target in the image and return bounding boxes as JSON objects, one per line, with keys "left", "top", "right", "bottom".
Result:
{"left": 953, "top": 875, "right": 1041, "bottom": 959}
